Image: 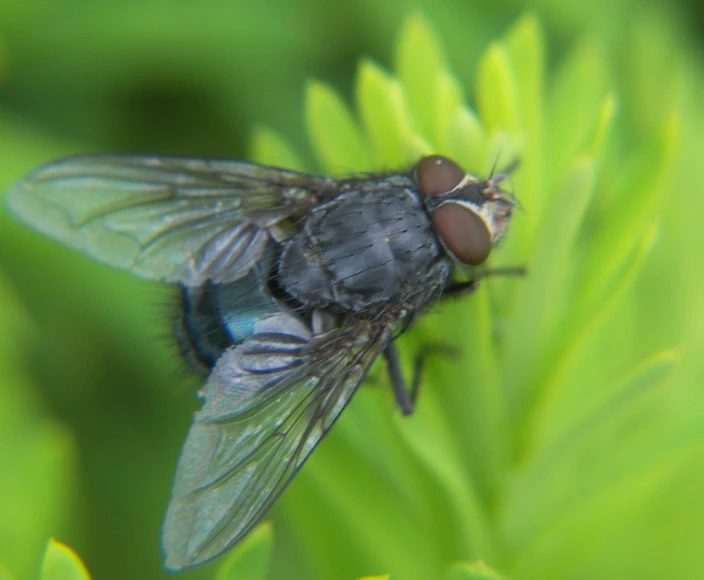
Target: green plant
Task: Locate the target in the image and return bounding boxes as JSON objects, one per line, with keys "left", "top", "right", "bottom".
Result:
{"left": 1, "top": 9, "right": 702, "bottom": 580}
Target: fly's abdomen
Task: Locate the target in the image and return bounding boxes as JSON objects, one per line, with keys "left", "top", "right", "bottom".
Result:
{"left": 176, "top": 248, "right": 289, "bottom": 373}
{"left": 176, "top": 283, "right": 234, "bottom": 374}
{"left": 279, "top": 187, "right": 447, "bottom": 311}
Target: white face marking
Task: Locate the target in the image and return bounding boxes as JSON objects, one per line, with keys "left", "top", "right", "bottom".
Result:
{"left": 437, "top": 173, "right": 514, "bottom": 245}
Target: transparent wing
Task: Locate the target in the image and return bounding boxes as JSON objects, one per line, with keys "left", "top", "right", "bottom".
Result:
{"left": 6, "top": 154, "right": 330, "bottom": 285}
{"left": 162, "top": 313, "right": 396, "bottom": 570}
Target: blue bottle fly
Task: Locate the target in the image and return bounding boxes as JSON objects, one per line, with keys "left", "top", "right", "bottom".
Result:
{"left": 6, "top": 153, "right": 517, "bottom": 569}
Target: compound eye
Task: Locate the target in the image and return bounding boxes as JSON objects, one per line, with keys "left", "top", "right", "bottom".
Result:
{"left": 416, "top": 155, "right": 465, "bottom": 196}
{"left": 433, "top": 203, "right": 492, "bottom": 265}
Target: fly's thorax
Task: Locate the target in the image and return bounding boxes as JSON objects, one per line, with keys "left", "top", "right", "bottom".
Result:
{"left": 414, "top": 155, "right": 516, "bottom": 266}
{"left": 278, "top": 184, "right": 451, "bottom": 313}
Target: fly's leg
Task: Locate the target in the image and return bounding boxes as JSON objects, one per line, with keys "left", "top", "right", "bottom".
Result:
{"left": 383, "top": 344, "right": 413, "bottom": 415}
{"left": 383, "top": 343, "right": 458, "bottom": 416}
{"left": 442, "top": 280, "right": 481, "bottom": 299}
{"left": 443, "top": 265, "right": 527, "bottom": 298}
{"left": 386, "top": 267, "right": 526, "bottom": 413}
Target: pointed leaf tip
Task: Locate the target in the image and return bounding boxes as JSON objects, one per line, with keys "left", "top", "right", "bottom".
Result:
{"left": 356, "top": 59, "right": 412, "bottom": 167}
{"left": 250, "top": 126, "right": 306, "bottom": 172}
{"left": 507, "top": 13, "right": 543, "bottom": 54}
{"left": 306, "top": 80, "right": 371, "bottom": 173}
{"left": 477, "top": 43, "right": 519, "bottom": 134}
{"left": 395, "top": 13, "right": 447, "bottom": 141}
{"left": 40, "top": 539, "right": 91, "bottom": 580}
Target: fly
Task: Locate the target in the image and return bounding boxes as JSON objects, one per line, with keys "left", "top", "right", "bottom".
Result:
{"left": 6, "top": 153, "right": 518, "bottom": 570}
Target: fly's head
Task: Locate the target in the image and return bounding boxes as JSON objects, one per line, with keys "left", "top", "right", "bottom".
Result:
{"left": 415, "top": 155, "right": 517, "bottom": 266}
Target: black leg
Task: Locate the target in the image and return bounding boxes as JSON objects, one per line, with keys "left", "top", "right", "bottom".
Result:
{"left": 384, "top": 343, "right": 414, "bottom": 416}
{"left": 383, "top": 343, "right": 459, "bottom": 416}
{"left": 443, "top": 265, "right": 527, "bottom": 298}
{"left": 443, "top": 280, "right": 481, "bottom": 298}
{"left": 476, "top": 265, "right": 528, "bottom": 278}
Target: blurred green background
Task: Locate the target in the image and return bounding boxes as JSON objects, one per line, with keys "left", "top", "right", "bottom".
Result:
{"left": 1, "top": 1, "right": 703, "bottom": 579}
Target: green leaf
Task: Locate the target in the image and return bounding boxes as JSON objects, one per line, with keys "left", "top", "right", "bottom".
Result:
{"left": 356, "top": 60, "right": 414, "bottom": 168}
{"left": 395, "top": 13, "right": 447, "bottom": 142}
{"left": 0, "top": 270, "right": 76, "bottom": 578}
{"left": 503, "top": 157, "right": 598, "bottom": 421}
{"left": 579, "top": 111, "right": 679, "bottom": 317}
{"left": 443, "top": 106, "right": 487, "bottom": 173}
{"left": 432, "top": 70, "right": 467, "bottom": 156}
{"left": 536, "top": 349, "right": 680, "bottom": 461}
{"left": 588, "top": 94, "right": 618, "bottom": 161}
{"left": 545, "top": 39, "right": 609, "bottom": 191}
{"left": 2, "top": 8, "right": 699, "bottom": 580}
{"left": 306, "top": 81, "right": 370, "bottom": 173}
{"left": 250, "top": 126, "right": 307, "bottom": 171}
{"left": 504, "top": 14, "right": 545, "bottom": 216}
{"left": 214, "top": 521, "right": 273, "bottom": 580}
{"left": 40, "top": 540, "right": 91, "bottom": 580}
{"left": 446, "top": 560, "right": 504, "bottom": 580}
{"left": 511, "top": 447, "right": 699, "bottom": 578}
{"left": 429, "top": 286, "right": 506, "bottom": 499}
{"left": 521, "top": 220, "right": 660, "bottom": 454}
{"left": 0, "top": 562, "right": 18, "bottom": 580}
{"left": 503, "top": 219, "right": 664, "bottom": 505}
{"left": 476, "top": 44, "right": 519, "bottom": 136}
{"left": 281, "top": 405, "right": 439, "bottom": 580}
{"left": 505, "top": 14, "right": 544, "bottom": 132}
{"left": 504, "top": 349, "right": 681, "bottom": 548}
{"left": 393, "top": 399, "right": 497, "bottom": 562}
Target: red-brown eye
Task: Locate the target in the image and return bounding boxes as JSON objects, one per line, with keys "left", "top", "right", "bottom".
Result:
{"left": 416, "top": 155, "right": 465, "bottom": 196}
{"left": 432, "top": 203, "right": 491, "bottom": 265}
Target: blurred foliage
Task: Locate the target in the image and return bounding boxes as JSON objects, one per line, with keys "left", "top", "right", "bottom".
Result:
{"left": 1, "top": 1, "right": 703, "bottom": 580}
